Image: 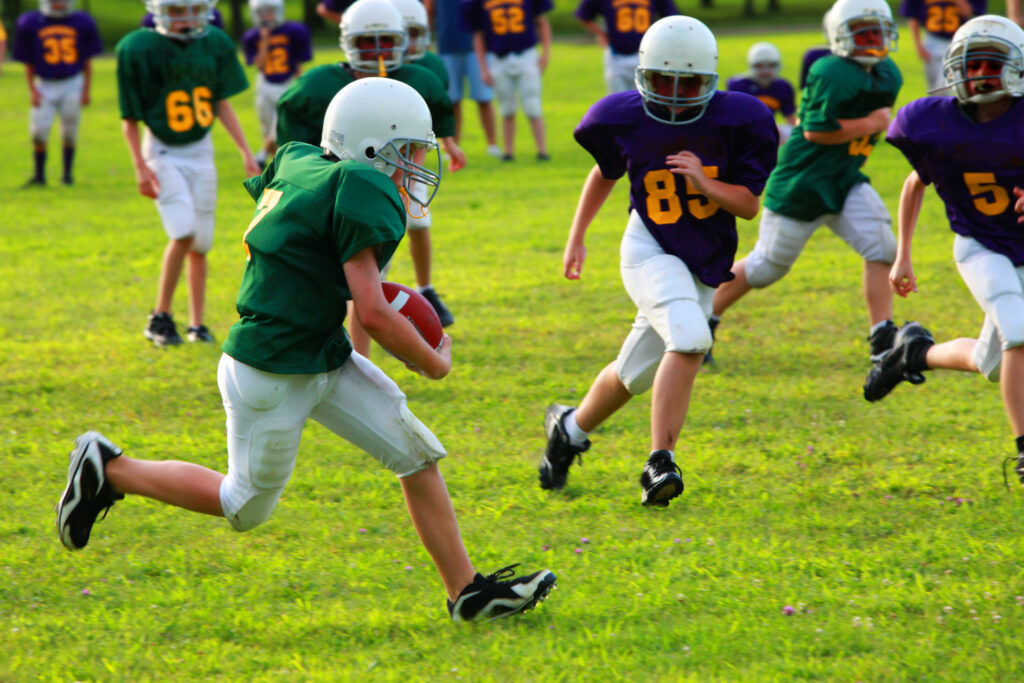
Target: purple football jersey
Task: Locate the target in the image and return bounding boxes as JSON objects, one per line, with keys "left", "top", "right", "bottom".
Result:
{"left": 141, "top": 8, "right": 225, "bottom": 30}
{"left": 887, "top": 96, "right": 1024, "bottom": 266}
{"left": 461, "top": 0, "right": 552, "bottom": 56}
{"left": 574, "top": 90, "right": 779, "bottom": 287}
{"left": 573, "top": 0, "right": 678, "bottom": 55}
{"left": 899, "top": 0, "right": 987, "bottom": 40}
{"left": 243, "top": 22, "right": 313, "bottom": 83}
{"left": 12, "top": 10, "right": 102, "bottom": 79}
{"left": 320, "top": 0, "right": 357, "bottom": 12}
{"left": 726, "top": 76, "right": 796, "bottom": 117}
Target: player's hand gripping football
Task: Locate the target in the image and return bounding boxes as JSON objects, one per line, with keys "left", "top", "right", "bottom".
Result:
{"left": 405, "top": 334, "right": 452, "bottom": 379}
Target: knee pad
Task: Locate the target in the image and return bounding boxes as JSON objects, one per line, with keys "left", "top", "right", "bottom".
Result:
{"left": 617, "top": 357, "right": 658, "bottom": 395}
{"left": 745, "top": 254, "right": 791, "bottom": 288}
{"left": 860, "top": 228, "right": 897, "bottom": 264}
{"left": 992, "top": 292, "right": 1024, "bottom": 348}
{"left": 225, "top": 489, "right": 284, "bottom": 532}
{"left": 660, "top": 299, "right": 713, "bottom": 354}
{"left": 522, "top": 94, "right": 542, "bottom": 119}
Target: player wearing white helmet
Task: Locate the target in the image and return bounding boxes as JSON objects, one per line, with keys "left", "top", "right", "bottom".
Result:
{"left": 900, "top": 0, "right": 986, "bottom": 95}
{"left": 12, "top": 0, "right": 102, "bottom": 185}
{"left": 870, "top": 15, "right": 1024, "bottom": 486}
{"left": 540, "top": 17, "right": 778, "bottom": 506}
{"left": 141, "top": 0, "right": 226, "bottom": 32}
{"left": 117, "top": 0, "right": 259, "bottom": 347}
{"left": 711, "top": 0, "right": 904, "bottom": 368}
{"left": 727, "top": 42, "right": 797, "bottom": 143}
{"left": 56, "top": 78, "right": 558, "bottom": 623}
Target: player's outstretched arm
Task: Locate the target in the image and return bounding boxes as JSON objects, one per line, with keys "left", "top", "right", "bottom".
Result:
{"left": 121, "top": 119, "right": 160, "bottom": 199}
{"left": 891, "top": 170, "right": 926, "bottom": 297}
{"left": 666, "top": 150, "right": 759, "bottom": 220}
{"left": 803, "top": 107, "right": 891, "bottom": 145}
{"left": 216, "top": 100, "right": 261, "bottom": 178}
{"left": 345, "top": 246, "right": 452, "bottom": 379}
{"left": 564, "top": 165, "right": 617, "bottom": 280}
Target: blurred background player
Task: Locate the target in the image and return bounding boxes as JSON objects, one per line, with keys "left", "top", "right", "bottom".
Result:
{"left": 142, "top": 1, "right": 224, "bottom": 29}
{"left": 424, "top": 0, "right": 500, "bottom": 155}
{"left": 12, "top": 0, "right": 102, "bottom": 186}
{"left": 900, "top": 0, "right": 985, "bottom": 95}
{"left": 118, "top": 0, "right": 259, "bottom": 346}
{"left": 242, "top": 0, "right": 312, "bottom": 168}
{"left": 710, "top": 0, "right": 903, "bottom": 367}
{"left": 0, "top": 15, "right": 7, "bottom": 75}
{"left": 800, "top": 12, "right": 833, "bottom": 89}
{"left": 463, "top": 0, "right": 552, "bottom": 160}
{"left": 56, "top": 79, "right": 557, "bottom": 623}
{"left": 574, "top": 0, "right": 678, "bottom": 94}
{"left": 727, "top": 41, "right": 797, "bottom": 144}
{"left": 316, "top": 0, "right": 356, "bottom": 23}
{"left": 540, "top": 17, "right": 778, "bottom": 506}
{"left": 867, "top": 15, "right": 1024, "bottom": 485}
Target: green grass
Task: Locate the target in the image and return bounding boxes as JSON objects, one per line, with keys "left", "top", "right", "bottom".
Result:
{"left": 3, "top": 29, "right": 1024, "bottom": 682}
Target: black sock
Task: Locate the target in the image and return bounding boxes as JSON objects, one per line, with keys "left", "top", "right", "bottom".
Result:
{"left": 1016, "top": 435, "right": 1024, "bottom": 454}
{"left": 62, "top": 146, "right": 75, "bottom": 181}
{"left": 904, "top": 338, "right": 934, "bottom": 374}
{"left": 33, "top": 150, "right": 46, "bottom": 182}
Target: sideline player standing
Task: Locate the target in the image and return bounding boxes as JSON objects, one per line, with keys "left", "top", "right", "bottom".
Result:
{"left": 540, "top": 17, "right": 778, "bottom": 506}
{"left": 710, "top": 0, "right": 903, "bottom": 366}
{"left": 242, "top": 0, "right": 313, "bottom": 169}
{"left": 117, "top": 0, "right": 260, "bottom": 346}
{"left": 900, "top": 0, "right": 984, "bottom": 95}
{"left": 12, "top": 0, "right": 102, "bottom": 187}
{"left": 56, "top": 79, "right": 556, "bottom": 622}
{"left": 727, "top": 42, "right": 797, "bottom": 144}
{"left": 864, "top": 15, "right": 1024, "bottom": 484}
{"left": 574, "top": 0, "right": 678, "bottom": 94}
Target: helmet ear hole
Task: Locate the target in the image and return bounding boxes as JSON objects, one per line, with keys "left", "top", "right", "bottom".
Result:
{"left": 365, "top": 146, "right": 377, "bottom": 159}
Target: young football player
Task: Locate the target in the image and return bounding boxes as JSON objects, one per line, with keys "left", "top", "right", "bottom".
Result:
{"left": 900, "top": 0, "right": 985, "bottom": 94}
{"left": 727, "top": 42, "right": 797, "bottom": 144}
{"left": 574, "top": 0, "right": 678, "bottom": 94}
{"left": 117, "top": 0, "right": 260, "bottom": 346}
{"left": 12, "top": 0, "right": 102, "bottom": 186}
{"left": 540, "top": 17, "right": 778, "bottom": 506}
{"left": 56, "top": 79, "right": 557, "bottom": 622}
{"left": 277, "top": 0, "right": 463, "bottom": 341}
{"left": 141, "top": 3, "right": 225, "bottom": 30}
{"left": 242, "top": 0, "right": 313, "bottom": 168}
{"left": 463, "top": 0, "right": 552, "bottom": 160}
{"left": 865, "top": 15, "right": 1024, "bottom": 485}
{"left": 800, "top": 13, "right": 834, "bottom": 90}
{"left": 710, "top": 0, "right": 903, "bottom": 367}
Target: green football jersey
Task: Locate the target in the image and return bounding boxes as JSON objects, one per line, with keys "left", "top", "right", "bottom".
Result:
{"left": 115, "top": 27, "right": 248, "bottom": 145}
{"left": 763, "top": 56, "right": 902, "bottom": 221}
{"left": 413, "top": 51, "right": 449, "bottom": 92}
{"left": 223, "top": 142, "right": 406, "bottom": 375}
{"left": 275, "top": 62, "right": 456, "bottom": 147}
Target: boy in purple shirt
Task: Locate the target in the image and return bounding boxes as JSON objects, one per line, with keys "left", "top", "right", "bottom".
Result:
{"left": 727, "top": 41, "right": 797, "bottom": 143}
{"left": 574, "top": 0, "right": 678, "bottom": 93}
{"left": 242, "top": 0, "right": 313, "bottom": 167}
{"left": 13, "top": 0, "right": 102, "bottom": 186}
{"left": 539, "top": 17, "right": 778, "bottom": 506}
{"left": 865, "top": 15, "right": 1024, "bottom": 485}
{"left": 900, "top": 0, "right": 985, "bottom": 93}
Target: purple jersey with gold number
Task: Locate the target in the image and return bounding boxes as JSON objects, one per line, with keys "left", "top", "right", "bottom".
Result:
{"left": 12, "top": 10, "right": 102, "bottom": 79}
{"left": 461, "top": 0, "right": 552, "bottom": 56}
{"left": 887, "top": 96, "right": 1024, "bottom": 266}
{"left": 242, "top": 22, "right": 313, "bottom": 83}
{"left": 573, "top": 0, "right": 678, "bottom": 55}
{"left": 898, "top": 0, "right": 986, "bottom": 40}
{"left": 574, "top": 90, "right": 779, "bottom": 287}
{"left": 726, "top": 76, "right": 796, "bottom": 117}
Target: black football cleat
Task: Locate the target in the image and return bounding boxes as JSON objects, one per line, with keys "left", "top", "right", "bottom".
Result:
{"left": 703, "top": 316, "right": 720, "bottom": 366}
{"left": 640, "top": 450, "right": 684, "bottom": 507}
{"left": 868, "top": 320, "right": 898, "bottom": 363}
{"left": 448, "top": 564, "right": 556, "bottom": 622}
{"left": 56, "top": 431, "right": 124, "bottom": 550}
{"left": 863, "top": 321, "right": 933, "bottom": 402}
{"left": 144, "top": 311, "right": 184, "bottom": 347}
{"left": 420, "top": 287, "right": 454, "bottom": 328}
{"left": 1003, "top": 453, "right": 1024, "bottom": 489}
{"left": 539, "top": 404, "right": 589, "bottom": 490}
{"left": 186, "top": 325, "right": 215, "bottom": 343}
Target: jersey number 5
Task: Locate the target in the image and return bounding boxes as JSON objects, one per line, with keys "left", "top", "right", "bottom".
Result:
{"left": 243, "top": 188, "right": 283, "bottom": 260}
{"left": 166, "top": 87, "right": 215, "bottom": 133}
{"left": 963, "top": 172, "right": 1010, "bottom": 216}
{"left": 643, "top": 167, "right": 720, "bottom": 225}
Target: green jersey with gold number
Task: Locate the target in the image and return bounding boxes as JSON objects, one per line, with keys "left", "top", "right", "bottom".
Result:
{"left": 764, "top": 55, "right": 902, "bottom": 220}
{"left": 115, "top": 27, "right": 248, "bottom": 145}
{"left": 222, "top": 142, "right": 406, "bottom": 375}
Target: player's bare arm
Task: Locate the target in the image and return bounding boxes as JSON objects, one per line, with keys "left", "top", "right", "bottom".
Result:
{"left": 564, "top": 165, "right": 618, "bottom": 280}
{"left": 665, "top": 150, "right": 760, "bottom": 220}
{"left": 1014, "top": 186, "right": 1024, "bottom": 223}
{"left": 441, "top": 137, "right": 466, "bottom": 172}
{"left": 908, "top": 18, "right": 929, "bottom": 60}
{"left": 25, "top": 64, "right": 41, "bottom": 107}
{"left": 82, "top": 60, "right": 92, "bottom": 106}
{"left": 316, "top": 2, "right": 341, "bottom": 24}
{"left": 537, "top": 15, "right": 552, "bottom": 73}
{"left": 215, "top": 100, "right": 261, "bottom": 177}
{"left": 803, "top": 106, "right": 891, "bottom": 145}
{"left": 345, "top": 246, "right": 452, "bottom": 379}
{"left": 578, "top": 18, "right": 608, "bottom": 47}
{"left": 473, "top": 31, "right": 491, "bottom": 86}
{"left": 120, "top": 119, "right": 160, "bottom": 199}
{"left": 254, "top": 26, "right": 271, "bottom": 71}
{"left": 890, "top": 170, "right": 926, "bottom": 298}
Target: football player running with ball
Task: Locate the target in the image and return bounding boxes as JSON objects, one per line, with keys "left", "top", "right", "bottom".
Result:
{"left": 540, "top": 17, "right": 778, "bottom": 506}
{"left": 55, "top": 79, "right": 557, "bottom": 623}
{"left": 865, "top": 15, "right": 1024, "bottom": 485}
{"left": 710, "top": 0, "right": 904, "bottom": 367}
{"left": 117, "top": 0, "right": 260, "bottom": 347}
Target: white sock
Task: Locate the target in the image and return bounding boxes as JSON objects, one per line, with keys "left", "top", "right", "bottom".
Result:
{"left": 869, "top": 319, "right": 893, "bottom": 335}
{"left": 564, "top": 410, "right": 588, "bottom": 445}
{"left": 417, "top": 284, "right": 434, "bottom": 293}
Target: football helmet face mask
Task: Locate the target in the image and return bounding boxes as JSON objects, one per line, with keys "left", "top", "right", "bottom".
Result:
{"left": 825, "top": 0, "right": 898, "bottom": 66}
{"left": 747, "top": 42, "right": 782, "bottom": 86}
{"left": 40, "top": 0, "right": 74, "bottom": 17}
{"left": 249, "top": 0, "right": 284, "bottom": 28}
{"left": 322, "top": 78, "right": 441, "bottom": 209}
{"left": 145, "top": 0, "right": 215, "bottom": 40}
{"left": 942, "top": 15, "right": 1024, "bottom": 102}
{"left": 388, "top": 0, "right": 430, "bottom": 61}
{"left": 635, "top": 16, "right": 719, "bottom": 125}
{"left": 340, "top": 0, "right": 409, "bottom": 74}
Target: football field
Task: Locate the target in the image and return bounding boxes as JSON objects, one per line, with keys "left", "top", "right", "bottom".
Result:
{"left": 2, "top": 29, "right": 1024, "bottom": 681}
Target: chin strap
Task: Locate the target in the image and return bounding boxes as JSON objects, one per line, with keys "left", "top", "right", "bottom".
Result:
{"left": 399, "top": 186, "right": 429, "bottom": 219}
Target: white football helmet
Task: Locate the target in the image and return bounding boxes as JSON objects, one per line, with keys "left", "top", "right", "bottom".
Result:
{"left": 747, "top": 42, "right": 782, "bottom": 86}
{"left": 388, "top": 0, "right": 430, "bottom": 61}
{"left": 942, "top": 15, "right": 1024, "bottom": 102}
{"left": 635, "top": 16, "right": 719, "bottom": 125}
{"left": 340, "top": 0, "right": 409, "bottom": 74}
{"left": 145, "top": 0, "right": 215, "bottom": 40}
{"left": 825, "top": 0, "right": 898, "bottom": 66}
{"left": 40, "top": 0, "right": 74, "bottom": 17}
{"left": 249, "top": 0, "right": 284, "bottom": 28}
{"left": 322, "top": 78, "right": 441, "bottom": 207}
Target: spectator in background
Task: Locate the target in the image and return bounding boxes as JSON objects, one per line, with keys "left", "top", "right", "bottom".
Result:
{"left": 900, "top": 0, "right": 985, "bottom": 95}
{"left": 424, "top": 0, "right": 499, "bottom": 155}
